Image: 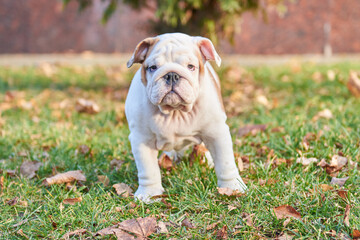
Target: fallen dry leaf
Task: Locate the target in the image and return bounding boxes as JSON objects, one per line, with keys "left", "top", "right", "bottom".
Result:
{"left": 158, "top": 153, "right": 173, "bottom": 170}
{"left": 62, "top": 229, "right": 87, "bottom": 240}
{"left": 6, "top": 197, "right": 19, "bottom": 206}
{"left": 330, "top": 176, "right": 349, "bottom": 187}
{"left": 216, "top": 225, "right": 228, "bottom": 239}
{"left": 344, "top": 205, "right": 350, "bottom": 227}
{"left": 243, "top": 213, "right": 254, "bottom": 227}
{"left": 353, "top": 229, "right": 360, "bottom": 239}
{"left": 156, "top": 221, "right": 168, "bottom": 233}
{"left": 181, "top": 218, "right": 195, "bottom": 229}
{"left": 330, "top": 155, "right": 348, "bottom": 169}
{"left": 217, "top": 187, "right": 243, "bottom": 197}
{"left": 320, "top": 184, "right": 333, "bottom": 192}
{"left": 277, "top": 232, "right": 294, "bottom": 240}
{"left": 20, "top": 161, "right": 42, "bottom": 179}
{"left": 189, "top": 144, "right": 209, "bottom": 165}
{"left": 113, "top": 183, "right": 133, "bottom": 197}
{"left": 110, "top": 159, "right": 124, "bottom": 171}
{"left": 96, "top": 226, "right": 134, "bottom": 239}
{"left": 75, "top": 98, "right": 100, "bottom": 114}
{"left": 77, "top": 144, "right": 90, "bottom": 155}
{"left": 43, "top": 170, "right": 86, "bottom": 186}
{"left": 236, "top": 156, "right": 250, "bottom": 171}
{"left": 97, "top": 175, "right": 110, "bottom": 186}
{"left": 63, "top": 196, "right": 82, "bottom": 205}
{"left": 273, "top": 205, "right": 301, "bottom": 220}
{"left": 206, "top": 221, "right": 220, "bottom": 231}
{"left": 296, "top": 157, "right": 318, "bottom": 166}
{"left": 313, "top": 109, "right": 333, "bottom": 121}
{"left": 347, "top": 71, "right": 360, "bottom": 97}
{"left": 119, "top": 217, "right": 157, "bottom": 238}
{"left": 337, "top": 190, "right": 348, "bottom": 200}
{"left": 237, "top": 124, "right": 267, "bottom": 137}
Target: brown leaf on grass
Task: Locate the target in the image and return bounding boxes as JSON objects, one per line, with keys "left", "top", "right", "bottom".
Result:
{"left": 6, "top": 197, "right": 19, "bottom": 206}
{"left": 330, "top": 177, "right": 349, "bottom": 187}
{"left": 337, "top": 190, "right": 348, "bottom": 200}
{"left": 344, "top": 205, "right": 350, "bottom": 227}
{"left": 119, "top": 217, "right": 157, "bottom": 237}
{"left": 96, "top": 217, "right": 157, "bottom": 239}
{"left": 78, "top": 144, "right": 90, "bottom": 155}
{"left": 296, "top": 157, "right": 318, "bottom": 166}
{"left": 75, "top": 98, "right": 100, "bottom": 114}
{"left": 347, "top": 71, "right": 360, "bottom": 97}
{"left": 95, "top": 226, "right": 135, "bottom": 239}
{"left": 237, "top": 124, "right": 267, "bottom": 137}
{"left": 206, "top": 221, "right": 220, "bottom": 231}
{"left": 6, "top": 169, "right": 16, "bottom": 177}
{"left": 156, "top": 221, "right": 168, "bottom": 233}
{"left": 20, "top": 161, "right": 42, "bottom": 179}
{"left": 158, "top": 153, "right": 173, "bottom": 170}
{"left": 97, "top": 175, "right": 109, "bottom": 186}
{"left": 110, "top": 159, "right": 124, "bottom": 171}
{"left": 330, "top": 155, "right": 348, "bottom": 169}
{"left": 181, "top": 218, "right": 195, "bottom": 229}
{"left": 113, "top": 183, "right": 133, "bottom": 197}
{"left": 313, "top": 109, "right": 333, "bottom": 121}
{"left": 217, "top": 187, "right": 243, "bottom": 197}
{"left": 259, "top": 178, "right": 278, "bottom": 186}
{"left": 320, "top": 184, "right": 334, "bottom": 192}
{"left": 216, "top": 225, "right": 228, "bottom": 239}
{"left": 189, "top": 144, "right": 209, "bottom": 165}
{"left": 273, "top": 205, "right": 301, "bottom": 220}
{"left": 353, "top": 229, "right": 360, "bottom": 239}
{"left": 62, "top": 229, "right": 87, "bottom": 240}
{"left": 43, "top": 170, "right": 86, "bottom": 186}
{"left": 236, "top": 156, "right": 250, "bottom": 171}
{"left": 317, "top": 159, "right": 328, "bottom": 167}
{"left": 243, "top": 213, "right": 254, "bottom": 227}
{"left": 276, "top": 232, "right": 294, "bottom": 240}
{"left": 63, "top": 196, "right": 82, "bottom": 205}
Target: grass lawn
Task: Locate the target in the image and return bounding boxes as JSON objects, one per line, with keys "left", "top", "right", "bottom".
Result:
{"left": 0, "top": 61, "right": 359, "bottom": 239}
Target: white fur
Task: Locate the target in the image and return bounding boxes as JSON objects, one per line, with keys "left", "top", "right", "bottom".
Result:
{"left": 125, "top": 33, "right": 247, "bottom": 202}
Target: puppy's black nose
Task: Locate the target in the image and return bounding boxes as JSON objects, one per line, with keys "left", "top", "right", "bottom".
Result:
{"left": 164, "top": 72, "right": 180, "bottom": 85}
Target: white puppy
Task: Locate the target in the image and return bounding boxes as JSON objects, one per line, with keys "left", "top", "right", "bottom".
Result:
{"left": 125, "top": 33, "right": 247, "bottom": 202}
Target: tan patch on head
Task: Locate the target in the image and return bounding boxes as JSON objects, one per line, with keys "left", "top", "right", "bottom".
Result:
{"left": 140, "top": 38, "right": 160, "bottom": 85}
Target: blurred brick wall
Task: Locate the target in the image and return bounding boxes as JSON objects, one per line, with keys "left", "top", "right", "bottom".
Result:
{"left": 0, "top": 0, "right": 359, "bottom": 54}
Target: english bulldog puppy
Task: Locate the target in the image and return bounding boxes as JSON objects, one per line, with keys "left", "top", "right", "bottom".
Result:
{"left": 125, "top": 33, "right": 247, "bottom": 202}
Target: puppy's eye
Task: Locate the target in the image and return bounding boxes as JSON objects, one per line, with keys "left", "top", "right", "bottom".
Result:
{"left": 187, "top": 64, "right": 195, "bottom": 71}
{"left": 147, "top": 65, "right": 157, "bottom": 72}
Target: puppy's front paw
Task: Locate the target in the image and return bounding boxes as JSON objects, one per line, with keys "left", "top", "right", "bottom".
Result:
{"left": 134, "top": 185, "right": 164, "bottom": 203}
{"left": 218, "top": 178, "right": 247, "bottom": 193}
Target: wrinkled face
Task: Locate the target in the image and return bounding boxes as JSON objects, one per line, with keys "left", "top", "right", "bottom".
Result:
{"left": 142, "top": 39, "right": 202, "bottom": 114}
{"left": 127, "top": 33, "right": 221, "bottom": 114}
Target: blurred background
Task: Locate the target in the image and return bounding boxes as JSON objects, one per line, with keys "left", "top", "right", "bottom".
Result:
{"left": 1, "top": 0, "right": 360, "bottom": 56}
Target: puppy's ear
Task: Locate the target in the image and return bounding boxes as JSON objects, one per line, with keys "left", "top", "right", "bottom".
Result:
{"left": 194, "top": 37, "right": 221, "bottom": 67}
{"left": 127, "top": 37, "right": 158, "bottom": 68}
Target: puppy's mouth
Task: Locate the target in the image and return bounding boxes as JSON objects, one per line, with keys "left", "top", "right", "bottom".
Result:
{"left": 158, "top": 89, "right": 193, "bottom": 113}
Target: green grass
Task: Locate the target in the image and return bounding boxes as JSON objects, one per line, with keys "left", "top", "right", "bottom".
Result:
{"left": 0, "top": 61, "right": 359, "bottom": 239}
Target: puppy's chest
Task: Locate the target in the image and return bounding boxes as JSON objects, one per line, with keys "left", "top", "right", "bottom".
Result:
{"left": 152, "top": 111, "right": 202, "bottom": 151}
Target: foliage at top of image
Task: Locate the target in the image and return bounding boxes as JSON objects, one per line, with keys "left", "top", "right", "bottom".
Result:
{"left": 63, "top": 0, "right": 291, "bottom": 44}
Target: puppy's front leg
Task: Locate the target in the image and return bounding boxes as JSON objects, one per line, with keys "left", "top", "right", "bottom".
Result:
{"left": 202, "top": 124, "right": 247, "bottom": 192}
{"left": 129, "top": 134, "right": 164, "bottom": 202}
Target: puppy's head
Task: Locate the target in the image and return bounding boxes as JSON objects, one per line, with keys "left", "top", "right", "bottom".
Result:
{"left": 127, "top": 33, "right": 221, "bottom": 114}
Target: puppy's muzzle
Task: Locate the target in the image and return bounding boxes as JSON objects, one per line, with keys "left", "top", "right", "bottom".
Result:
{"left": 164, "top": 72, "right": 180, "bottom": 86}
